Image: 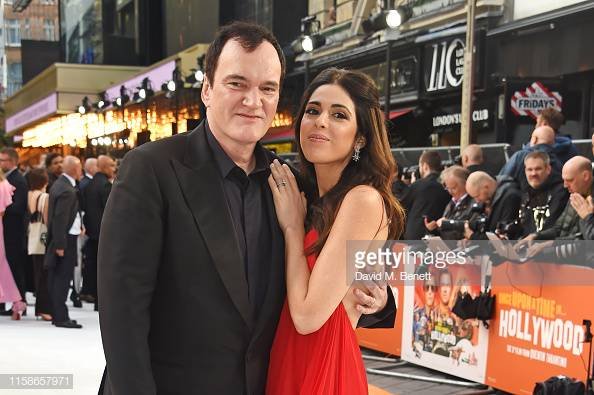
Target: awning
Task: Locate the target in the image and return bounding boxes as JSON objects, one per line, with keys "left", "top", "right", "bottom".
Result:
{"left": 389, "top": 108, "right": 414, "bottom": 120}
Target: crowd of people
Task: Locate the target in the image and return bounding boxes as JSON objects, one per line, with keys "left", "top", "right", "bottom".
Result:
{"left": 0, "top": 148, "right": 116, "bottom": 328}
{"left": 397, "top": 108, "right": 594, "bottom": 252}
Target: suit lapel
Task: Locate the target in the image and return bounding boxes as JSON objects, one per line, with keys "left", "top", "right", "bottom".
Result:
{"left": 171, "top": 124, "right": 254, "bottom": 328}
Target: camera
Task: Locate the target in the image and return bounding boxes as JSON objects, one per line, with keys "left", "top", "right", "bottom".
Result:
{"left": 496, "top": 221, "right": 523, "bottom": 240}
{"left": 439, "top": 202, "right": 487, "bottom": 234}
{"left": 402, "top": 165, "right": 420, "bottom": 181}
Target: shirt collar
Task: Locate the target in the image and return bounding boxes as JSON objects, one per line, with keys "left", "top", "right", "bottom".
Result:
{"left": 453, "top": 193, "right": 468, "bottom": 205}
{"left": 205, "top": 120, "right": 269, "bottom": 179}
{"left": 62, "top": 173, "right": 76, "bottom": 187}
{"left": 85, "top": 172, "right": 94, "bottom": 179}
{"left": 4, "top": 167, "right": 17, "bottom": 178}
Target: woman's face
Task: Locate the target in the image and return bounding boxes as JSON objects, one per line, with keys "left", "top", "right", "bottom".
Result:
{"left": 299, "top": 83, "right": 359, "bottom": 168}
{"left": 439, "top": 272, "right": 452, "bottom": 305}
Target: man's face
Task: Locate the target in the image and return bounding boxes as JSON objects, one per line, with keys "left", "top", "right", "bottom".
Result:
{"left": 467, "top": 182, "right": 491, "bottom": 205}
{"left": 525, "top": 157, "right": 551, "bottom": 189}
{"left": 423, "top": 280, "right": 436, "bottom": 307}
{"left": 201, "top": 39, "right": 282, "bottom": 147}
{"left": 0, "top": 153, "right": 16, "bottom": 172}
{"left": 104, "top": 158, "right": 117, "bottom": 180}
{"left": 443, "top": 175, "right": 465, "bottom": 200}
{"left": 563, "top": 167, "right": 590, "bottom": 195}
{"left": 439, "top": 273, "right": 452, "bottom": 305}
{"left": 49, "top": 156, "right": 63, "bottom": 176}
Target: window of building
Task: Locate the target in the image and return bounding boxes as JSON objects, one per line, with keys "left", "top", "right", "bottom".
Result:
{"left": 5, "top": 19, "right": 21, "bottom": 46}
{"left": 22, "top": 19, "right": 30, "bottom": 40}
{"left": 7, "top": 62, "right": 22, "bottom": 97}
{"left": 43, "top": 19, "right": 56, "bottom": 41}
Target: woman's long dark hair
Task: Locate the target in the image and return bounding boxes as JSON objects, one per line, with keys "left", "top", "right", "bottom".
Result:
{"left": 295, "top": 68, "right": 406, "bottom": 255}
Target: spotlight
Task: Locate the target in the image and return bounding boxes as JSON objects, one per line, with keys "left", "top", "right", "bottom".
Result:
{"left": 161, "top": 67, "right": 183, "bottom": 98}
{"left": 291, "top": 15, "right": 325, "bottom": 55}
{"left": 362, "top": 6, "right": 412, "bottom": 34}
{"left": 186, "top": 55, "right": 205, "bottom": 88}
{"left": 134, "top": 77, "right": 154, "bottom": 103}
{"left": 91, "top": 139, "right": 98, "bottom": 146}
{"left": 167, "top": 80, "right": 176, "bottom": 92}
{"left": 113, "top": 86, "right": 130, "bottom": 108}
{"left": 98, "top": 137, "right": 104, "bottom": 145}
{"left": 78, "top": 96, "right": 91, "bottom": 115}
{"left": 93, "top": 92, "right": 109, "bottom": 111}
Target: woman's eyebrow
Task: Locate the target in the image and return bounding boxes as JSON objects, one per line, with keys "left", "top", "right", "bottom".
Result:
{"left": 306, "top": 101, "right": 352, "bottom": 115}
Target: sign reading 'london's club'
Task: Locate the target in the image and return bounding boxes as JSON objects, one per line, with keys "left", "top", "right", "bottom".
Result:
{"left": 510, "top": 81, "right": 563, "bottom": 120}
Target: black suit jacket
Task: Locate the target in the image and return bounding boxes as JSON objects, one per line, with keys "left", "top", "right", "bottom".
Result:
{"left": 2, "top": 169, "right": 28, "bottom": 248}
{"left": 402, "top": 173, "right": 451, "bottom": 240}
{"left": 83, "top": 172, "right": 112, "bottom": 240}
{"left": 46, "top": 175, "right": 79, "bottom": 254}
{"left": 98, "top": 122, "right": 395, "bottom": 395}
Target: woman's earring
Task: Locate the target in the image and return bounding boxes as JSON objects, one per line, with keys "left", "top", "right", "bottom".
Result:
{"left": 352, "top": 146, "right": 361, "bottom": 162}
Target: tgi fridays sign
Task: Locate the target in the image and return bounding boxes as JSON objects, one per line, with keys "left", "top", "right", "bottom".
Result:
{"left": 510, "top": 81, "right": 562, "bottom": 120}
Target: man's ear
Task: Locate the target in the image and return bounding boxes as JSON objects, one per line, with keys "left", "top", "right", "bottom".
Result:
{"left": 201, "top": 77, "right": 212, "bottom": 107}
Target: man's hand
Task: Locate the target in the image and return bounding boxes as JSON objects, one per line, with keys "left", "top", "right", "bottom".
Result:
{"left": 570, "top": 193, "right": 594, "bottom": 219}
{"left": 526, "top": 240, "right": 554, "bottom": 258}
{"left": 514, "top": 233, "right": 536, "bottom": 252}
{"left": 56, "top": 249, "right": 64, "bottom": 257}
{"left": 463, "top": 222, "right": 473, "bottom": 239}
{"left": 424, "top": 217, "right": 438, "bottom": 231}
{"left": 354, "top": 284, "right": 389, "bottom": 315}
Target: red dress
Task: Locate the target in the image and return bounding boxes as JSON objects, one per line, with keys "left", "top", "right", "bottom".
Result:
{"left": 266, "top": 229, "right": 368, "bottom": 395}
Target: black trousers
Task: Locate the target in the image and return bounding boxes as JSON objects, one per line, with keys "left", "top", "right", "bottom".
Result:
{"left": 32, "top": 254, "right": 52, "bottom": 316}
{"left": 47, "top": 235, "right": 77, "bottom": 323}
{"left": 81, "top": 238, "right": 98, "bottom": 298}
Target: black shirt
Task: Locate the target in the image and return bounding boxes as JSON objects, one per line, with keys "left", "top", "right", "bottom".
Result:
{"left": 206, "top": 125, "right": 272, "bottom": 317}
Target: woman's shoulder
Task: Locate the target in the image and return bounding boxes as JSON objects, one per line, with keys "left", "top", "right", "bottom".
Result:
{"left": 342, "top": 185, "right": 383, "bottom": 208}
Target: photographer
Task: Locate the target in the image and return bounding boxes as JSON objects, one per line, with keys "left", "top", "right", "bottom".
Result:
{"left": 464, "top": 171, "right": 522, "bottom": 239}
{"left": 424, "top": 166, "right": 476, "bottom": 240}
{"left": 499, "top": 126, "right": 562, "bottom": 191}
{"left": 521, "top": 156, "right": 592, "bottom": 243}
{"left": 518, "top": 151, "right": 568, "bottom": 236}
{"left": 402, "top": 151, "right": 451, "bottom": 240}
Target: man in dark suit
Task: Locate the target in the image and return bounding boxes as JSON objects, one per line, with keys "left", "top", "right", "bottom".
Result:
{"left": 98, "top": 22, "right": 395, "bottom": 395}
{"left": 45, "top": 156, "right": 83, "bottom": 329}
{"left": 45, "top": 153, "right": 63, "bottom": 193}
{"left": 401, "top": 151, "right": 451, "bottom": 239}
{"left": 0, "top": 148, "right": 28, "bottom": 315}
{"left": 82, "top": 155, "right": 114, "bottom": 309}
{"left": 79, "top": 157, "right": 97, "bottom": 193}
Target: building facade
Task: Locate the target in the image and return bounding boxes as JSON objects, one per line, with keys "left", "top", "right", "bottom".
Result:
{"left": 1, "top": 0, "right": 59, "bottom": 99}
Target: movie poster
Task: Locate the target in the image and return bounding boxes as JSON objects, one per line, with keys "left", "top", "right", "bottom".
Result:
{"left": 400, "top": 255, "right": 490, "bottom": 383}
{"left": 485, "top": 261, "right": 594, "bottom": 394}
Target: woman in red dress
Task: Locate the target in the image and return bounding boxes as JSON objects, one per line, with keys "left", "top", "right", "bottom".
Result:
{"left": 266, "top": 68, "right": 405, "bottom": 394}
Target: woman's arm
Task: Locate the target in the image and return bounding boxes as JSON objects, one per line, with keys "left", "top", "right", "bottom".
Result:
{"left": 270, "top": 161, "right": 386, "bottom": 334}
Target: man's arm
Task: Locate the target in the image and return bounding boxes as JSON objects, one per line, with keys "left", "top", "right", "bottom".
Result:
{"left": 98, "top": 149, "right": 163, "bottom": 395}
{"left": 357, "top": 286, "right": 396, "bottom": 328}
{"left": 49, "top": 190, "right": 77, "bottom": 252}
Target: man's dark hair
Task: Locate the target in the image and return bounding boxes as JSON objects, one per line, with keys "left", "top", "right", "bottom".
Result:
{"left": 0, "top": 147, "right": 18, "bottom": 163}
{"left": 204, "top": 21, "right": 286, "bottom": 87}
{"left": 27, "top": 168, "right": 49, "bottom": 190}
{"left": 45, "top": 152, "right": 62, "bottom": 168}
{"left": 419, "top": 151, "right": 443, "bottom": 173}
{"left": 539, "top": 108, "right": 564, "bottom": 133}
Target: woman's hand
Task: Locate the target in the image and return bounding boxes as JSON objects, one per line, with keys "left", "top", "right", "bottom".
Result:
{"left": 268, "top": 159, "right": 307, "bottom": 234}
